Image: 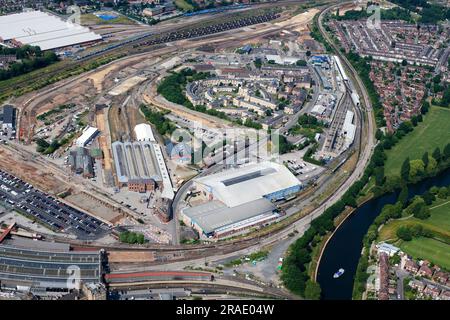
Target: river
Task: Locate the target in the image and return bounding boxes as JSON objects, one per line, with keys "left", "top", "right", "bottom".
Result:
{"left": 317, "top": 168, "right": 450, "bottom": 300}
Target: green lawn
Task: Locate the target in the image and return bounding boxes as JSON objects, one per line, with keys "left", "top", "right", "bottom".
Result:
{"left": 379, "top": 199, "right": 450, "bottom": 241}
{"left": 427, "top": 199, "right": 450, "bottom": 232}
{"left": 379, "top": 198, "right": 450, "bottom": 269}
{"left": 399, "top": 237, "right": 450, "bottom": 270}
{"left": 80, "top": 13, "right": 135, "bottom": 25}
{"left": 384, "top": 106, "right": 450, "bottom": 177}
{"left": 175, "top": 0, "right": 194, "bottom": 11}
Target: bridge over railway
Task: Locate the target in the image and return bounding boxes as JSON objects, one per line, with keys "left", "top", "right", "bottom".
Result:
{"left": 0, "top": 223, "right": 15, "bottom": 244}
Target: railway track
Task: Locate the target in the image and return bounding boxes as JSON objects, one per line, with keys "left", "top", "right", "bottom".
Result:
{"left": 5, "top": 1, "right": 370, "bottom": 259}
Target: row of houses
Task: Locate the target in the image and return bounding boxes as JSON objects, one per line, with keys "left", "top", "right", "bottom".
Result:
{"left": 409, "top": 279, "right": 450, "bottom": 300}
{"left": 404, "top": 259, "right": 450, "bottom": 286}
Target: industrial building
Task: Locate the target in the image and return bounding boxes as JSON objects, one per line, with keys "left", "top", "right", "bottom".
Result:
{"left": 76, "top": 126, "right": 99, "bottom": 147}
{"left": 342, "top": 110, "right": 356, "bottom": 149}
{"left": 0, "top": 11, "right": 102, "bottom": 51}
{"left": 112, "top": 141, "right": 174, "bottom": 199}
{"left": 68, "top": 147, "right": 94, "bottom": 178}
{"left": 0, "top": 105, "right": 16, "bottom": 130}
{"left": 134, "top": 123, "right": 155, "bottom": 142}
{"left": 0, "top": 242, "right": 102, "bottom": 297}
{"left": 112, "top": 141, "right": 162, "bottom": 189}
{"left": 181, "top": 161, "right": 301, "bottom": 239}
{"left": 266, "top": 54, "right": 301, "bottom": 65}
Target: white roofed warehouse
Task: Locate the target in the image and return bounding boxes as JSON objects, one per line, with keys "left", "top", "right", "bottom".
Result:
{"left": 0, "top": 11, "right": 102, "bottom": 51}
{"left": 76, "top": 126, "right": 99, "bottom": 147}
{"left": 181, "top": 161, "right": 302, "bottom": 239}
{"left": 134, "top": 123, "right": 155, "bottom": 142}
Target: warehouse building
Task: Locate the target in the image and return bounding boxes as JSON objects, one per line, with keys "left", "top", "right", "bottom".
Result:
{"left": 112, "top": 141, "right": 174, "bottom": 199}
{"left": 112, "top": 141, "right": 162, "bottom": 188}
{"left": 181, "top": 161, "right": 301, "bottom": 239}
{"left": 68, "top": 147, "right": 94, "bottom": 178}
{"left": 0, "top": 105, "right": 16, "bottom": 130}
{"left": 134, "top": 123, "right": 155, "bottom": 142}
{"left": 342, "top": 110, "right": 356, "bottom": 150}
{"left": 0, "top": 11, "right": 102, "bottom": 51}
{"left": 76, "top": 126, "right": 99, "bottom": 147}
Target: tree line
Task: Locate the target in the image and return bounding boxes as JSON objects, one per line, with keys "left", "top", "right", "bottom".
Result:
{"left": 0, "top": 45, "right": 58, "bottom": 81}
{"left": 140, "top": 104, "right": 176, "bottom": 136}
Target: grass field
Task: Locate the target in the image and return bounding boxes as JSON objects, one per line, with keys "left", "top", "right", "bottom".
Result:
{"left": 80, "top": 13, "right": 135, "bottom": 25}
{"left": 175, "top": 0, "right": 194, "bottom": 11}
{"left": 399, "top": 237, "right": 450, "bottom": 270}
{"left": 384, "top": 106, "right": 450, "bottom": 177}
{"left": 427, "top": 199, "right": 450, "bottom": 232}
{"left": 379, "top": 198, "right": 450, "bottom": 269}
{"left": 379, "top": 199, "right": 450, "bottom": 241}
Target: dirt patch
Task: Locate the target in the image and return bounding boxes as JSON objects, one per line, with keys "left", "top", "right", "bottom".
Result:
{"left": 88, "top": 64, "right": 120, "bottom": 92}
{"left": 275, "top": 8, "right": 319, "bottom": 33}
{"left": 96, "top": 109, "right": 112, "bottom": 172}
{"left": 66, "top": 192, "right": 124, "bottom": 224}
{"left": 108, "top": 251, "right": 155, "bottom": 263}
{"left": 0, "top": 147, "right": 67, "bottom": 194}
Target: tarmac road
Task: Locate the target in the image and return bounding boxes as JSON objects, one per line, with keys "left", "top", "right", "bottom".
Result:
{"left": 115, "top": 2, "right": 376, "bottom": 275}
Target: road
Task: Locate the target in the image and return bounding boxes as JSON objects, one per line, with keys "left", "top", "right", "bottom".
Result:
{"left": 395, "top": 268, "right": 409, "bottom": 300}
{"left": 114, "top": 2, "right": 377, "bottom": 273}
{"left": 3, "top": 1, "right": 376, "bottom": 275}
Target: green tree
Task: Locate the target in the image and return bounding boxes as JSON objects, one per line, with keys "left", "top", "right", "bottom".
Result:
{"left": 426, "top": 156, "right": 437, "bottom": 174}
{"left": 443, "top": 143, "right": 450, "bottom": 161}
{"left": 421, "top": 190, "right": 435, "bottom": 205}
{"left": 304, "top": 280, "right": 321, "bottom": 300}
{"left": 374, "top": 166, "right": 385, "bottom": 186}
{"left": 398, "top": 185, "right": 409, "bottom": 208}
{"left": 409, "top": 159, "right": 425, "bottom": 178}
{"left": 400, "top": 157, "right": 410, "bottom": 181}
{"left": 437, "top": 187, "right": 448, "bottom": 199}
{"left": 422, "top": 152, "right": 429, "bottom": 168}
{"left": 421, "top": 101, "right": 430, "bottom": 114}
{"left": 375, "top": 129, "right": 384, "bottom": 140}
{"left": 432, "top": 147, "right": 441, "bottom": 162}
{"left": 405, "top": 197, "right": 429, "bottom": 219}
{"left": 397, "top": 226, "right": 412, "bottom": 241}
{"left": 136, "top": 233, "right": 145, "bottom": 244}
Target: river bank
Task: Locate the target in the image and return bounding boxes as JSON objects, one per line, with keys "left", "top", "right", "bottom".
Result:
{"left": 316, "top": 167, "right": 450, "bottom": 300}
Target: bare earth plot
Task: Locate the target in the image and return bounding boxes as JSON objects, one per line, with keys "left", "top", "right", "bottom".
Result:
{"left": 66, "top": 193, "right": 123, "bottom": 224}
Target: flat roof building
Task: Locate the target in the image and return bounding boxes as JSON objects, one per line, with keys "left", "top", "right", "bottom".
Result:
{"left": 182, "top": 161, "right": 301, "bottom": 238}
{"left": 134, "top": 123, "right": 155, "bottom": 142}
{"left": 0, "top": 105, "right": 16, "bottom": 130}
{"left": 195, "top": 161, "right": 301, "bottom": 207}
{"left": 75, "top": 126, "right": 99, "bottom": 147}
{"left": 0, "top": 11, "right": 102, "bottom": 51}
{"left": 182, "top": 198, "right": 278, "bottom": 238}
{"left": 112, "top": 141, "right": 174, "bottom": 199}
{"left": 342, "top": 110, "right": 356, "bottom": 150}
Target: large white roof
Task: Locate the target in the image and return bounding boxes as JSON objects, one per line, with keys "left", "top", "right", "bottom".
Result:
{"left": 76, "top": 126, "right": 98, "bottom": 147}
{"left": 0, "top": 11, "right": 101, "bottom": 50}
{"left": 134, "top": 123, "right": 155, "bottom": 142}
{"left": 195, "top": 161, "right": 301, "bottom": 207}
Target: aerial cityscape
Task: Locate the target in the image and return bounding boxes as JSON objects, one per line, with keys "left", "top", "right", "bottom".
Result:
{"left": 0, "top": 0, "right": 449, "bottom": 306}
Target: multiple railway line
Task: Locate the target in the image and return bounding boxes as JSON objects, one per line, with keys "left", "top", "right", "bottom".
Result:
{"left": 0, "top": 0, "right": 379, "bottom": 296}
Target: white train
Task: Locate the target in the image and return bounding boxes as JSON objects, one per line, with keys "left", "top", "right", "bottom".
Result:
{"left": 351, "top": 92, "right": 360, "bottom": 107}
{"left": 334, "top": 55, "right": 360, "bottom": 107}
{"left": 333, "top": 55, "right": 349, "bottom": 82}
